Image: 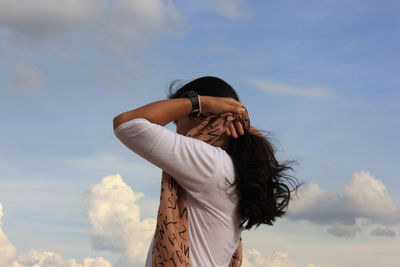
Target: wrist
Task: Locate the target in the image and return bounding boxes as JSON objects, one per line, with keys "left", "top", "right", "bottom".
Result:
{"left": 199, "top": 95, "right": 208, "bottom": 114}
{"left": 182, "top": 90, "right": 202, "bottom": 117}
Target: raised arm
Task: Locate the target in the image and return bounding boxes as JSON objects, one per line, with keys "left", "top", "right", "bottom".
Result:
{"left": 113, "top": 96, "right": 247, "bottom": 137}
{"left": 113, "top": 98, "right": 192, "bottom": 129}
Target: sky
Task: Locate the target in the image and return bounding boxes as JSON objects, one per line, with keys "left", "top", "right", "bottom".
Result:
{"left": 0, "top": 0, "right": 399, "bottom": 266}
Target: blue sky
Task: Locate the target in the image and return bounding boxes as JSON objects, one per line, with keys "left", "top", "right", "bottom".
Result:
{"left": 0, "top": 1, "right": 399, "bottom": 266}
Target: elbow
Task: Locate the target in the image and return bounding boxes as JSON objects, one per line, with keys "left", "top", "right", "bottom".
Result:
{"left": 113, "top": 112, "right": 141, "bottom": 130}
{"left": 113, "top": 114, "right": 125, "bottom": 130}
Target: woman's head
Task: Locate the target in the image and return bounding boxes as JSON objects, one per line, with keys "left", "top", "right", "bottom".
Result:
{"left": 168, "top": 76, "right": 241, "bottom": 136}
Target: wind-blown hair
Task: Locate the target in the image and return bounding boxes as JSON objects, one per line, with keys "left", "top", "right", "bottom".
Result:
{"left": 167, "top": 76, "right": 301, "bottom": 230}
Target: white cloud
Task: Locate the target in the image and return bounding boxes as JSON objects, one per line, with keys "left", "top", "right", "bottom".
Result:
{"left": 343, "top": 171, "right": 398, "bottom": 223}
{"left": 0, "top": 203, "right": 113, "bottom": 267}
{"left": 6, "top": 62, "right": 46, "bottom": 91}
{"left": 246, "top": 78, "right": 333, "bottom": 98}
{"left": 0, "top": 0, "right": 185, "bottom": 55}
{"left": 0, "top": 204, "right": 17, "bottom": 267}
{"left": 81, "top": 174, "right": 156, "bottom": 267}
{"left": 242, "top": 249, "right": 316, "bottom": 267}
{"left": 287, "top": 170, "right": 400, "bottom": 237}
{"left": 213, "top": 0, "right": 248, "bottom": 20}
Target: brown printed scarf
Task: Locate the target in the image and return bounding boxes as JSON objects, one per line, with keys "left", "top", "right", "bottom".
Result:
{"left": 151, "top": 110, "right": 250, "bottom": 267}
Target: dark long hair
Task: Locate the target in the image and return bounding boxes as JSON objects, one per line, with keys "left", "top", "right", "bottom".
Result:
{"left": 167, "top": 76, "right": 301, "bottom": 230}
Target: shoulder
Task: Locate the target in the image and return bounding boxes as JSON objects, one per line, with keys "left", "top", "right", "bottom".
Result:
{"left": 114, "top": 117, "right": 234, "bottom": 195}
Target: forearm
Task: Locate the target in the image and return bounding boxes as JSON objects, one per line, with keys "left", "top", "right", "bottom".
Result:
{"left": 113, "top": 98, "right": 193, "bottom": 129}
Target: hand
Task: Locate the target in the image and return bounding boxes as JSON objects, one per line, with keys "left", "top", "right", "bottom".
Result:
{"left": 200, "top": 96, "right": 246, "bottom": 139}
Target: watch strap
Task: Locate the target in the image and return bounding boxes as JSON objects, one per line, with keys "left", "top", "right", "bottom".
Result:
{"left": 182, "top": 90, "right": 201, "bottom": 116}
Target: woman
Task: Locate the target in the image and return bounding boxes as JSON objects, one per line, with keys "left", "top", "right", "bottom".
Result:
{"left": 113, "top": 76, "right": 299, "bottom": 267}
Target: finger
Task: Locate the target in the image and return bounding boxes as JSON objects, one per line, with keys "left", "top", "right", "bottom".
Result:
{"left": 229, "top": 102, "right": 245, "bottom": 114}
{"left": 220, "top": 98, "right": 244, "bottom": 114}
{"left": 235, "top": 102, "right": 246, "bottom": 113}
{"left": 225, "top": 98, "right": 243, "bottom": 108}
{"left": 235, "top": 121, "right": 245, "bottom": 136}
{"left": 225, "top": 128, "right": 231, "bottom": 136}
{"left": 230, "top": 123, "right": 238, "bottom": 139}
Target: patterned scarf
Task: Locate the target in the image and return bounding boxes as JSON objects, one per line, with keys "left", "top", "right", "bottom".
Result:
{"left": 151, "top": 110, "right": 250, "bottom": 267}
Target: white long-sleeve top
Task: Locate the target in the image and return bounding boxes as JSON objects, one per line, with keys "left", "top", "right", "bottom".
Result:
{"left": 114, "top": 118, "right": 243, "bottom": 267}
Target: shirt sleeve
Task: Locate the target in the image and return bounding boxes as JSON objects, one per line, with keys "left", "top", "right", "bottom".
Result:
{"left": 114, "top": 118, "right": 230, "bottom": 197}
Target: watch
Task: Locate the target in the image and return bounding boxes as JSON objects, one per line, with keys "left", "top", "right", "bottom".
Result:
{"left": 182, "top": 90, "right": 201, "bottom": 117}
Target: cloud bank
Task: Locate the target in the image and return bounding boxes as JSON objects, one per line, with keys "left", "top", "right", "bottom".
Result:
{"left": 10, "top": 250, "right": 112, "bottom": 267}
{"left": 0, "top": 174, "right": 319, "bottom": 267}
{"left": 0, "top": 0, "right": 185, "bottom": 54}
{"left": 288, "top": 170, "right": 400, "bottom": 237}
{"left": 242, "top": 249, "right": 316, "bottom": 267}
{"left": 0, "top": 203, "right": 112, "bottom": 267}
